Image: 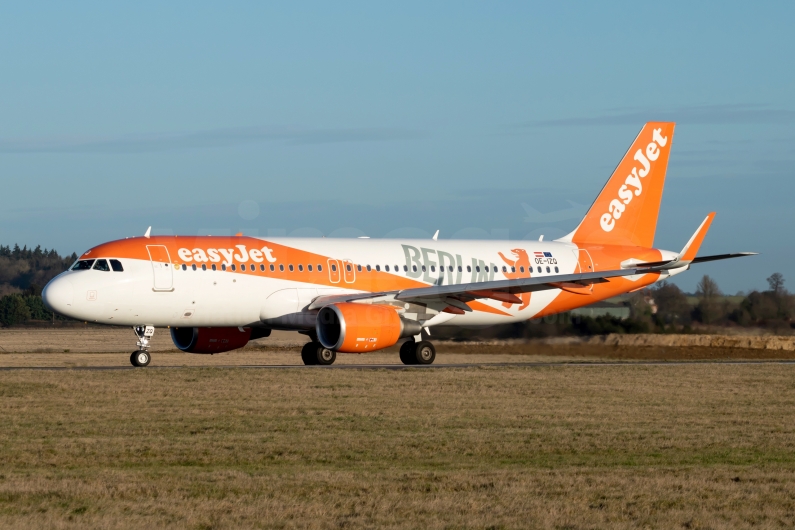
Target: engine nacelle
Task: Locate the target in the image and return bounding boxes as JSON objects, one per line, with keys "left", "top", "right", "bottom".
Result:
{"left": 316, "top": 303, "right": 422, "bottom": 353}
{"left": 171, "top": 326, "right": 261, "bottom": 354}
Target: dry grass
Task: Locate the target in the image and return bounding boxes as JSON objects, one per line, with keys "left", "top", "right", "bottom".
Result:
{"left": 1, "top": 364, "right": 795, "bottom": 528}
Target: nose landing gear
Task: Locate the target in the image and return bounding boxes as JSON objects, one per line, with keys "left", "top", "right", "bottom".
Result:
{"left": 131, "top": 326, "right": 155, "bottom": 367}
{"left": 130, "top": 350, "right": 151, "bottom": 367}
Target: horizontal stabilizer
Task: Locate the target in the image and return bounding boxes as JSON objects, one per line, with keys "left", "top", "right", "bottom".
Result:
{"left": 691, "top": 252, "right": 758, "bottom": 264}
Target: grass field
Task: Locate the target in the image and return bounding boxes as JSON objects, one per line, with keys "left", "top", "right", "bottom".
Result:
{"left": 2, "top": 363, "right": 795, "bottom": 529}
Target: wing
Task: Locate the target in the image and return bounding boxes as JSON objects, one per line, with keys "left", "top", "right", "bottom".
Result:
{"left": 308, "top": 267, "right": 650, "bottom": 311}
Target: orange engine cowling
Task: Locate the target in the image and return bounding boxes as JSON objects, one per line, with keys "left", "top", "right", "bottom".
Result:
{"left": 171, "top": 327, "right": 255, "bottom": 354}
{"left": 316, "top": 303, "right": 421, "bottom": 353}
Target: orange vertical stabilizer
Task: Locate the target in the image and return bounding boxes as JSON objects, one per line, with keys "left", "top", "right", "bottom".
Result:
{"left": 565, "top": 122, "right": 675, "bottom": 249}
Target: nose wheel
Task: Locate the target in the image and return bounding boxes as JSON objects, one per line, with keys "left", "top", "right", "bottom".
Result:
{"left": 131, "top": 325, "right": 155, "bottom": 367}
{"left": 130, "top": 350, "right": 151, "bottom": 367}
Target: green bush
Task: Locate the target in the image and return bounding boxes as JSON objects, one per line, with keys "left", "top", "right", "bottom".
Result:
{"left": 0, "top": 294, "right": 32, "bottom": 327}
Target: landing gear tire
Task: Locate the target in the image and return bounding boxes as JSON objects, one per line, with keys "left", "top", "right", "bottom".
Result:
{"left": 130, "top": 350, "right": 151, "bottom": 367}
{"left": 301, "top": 342, "right": 336, "bottom": 366}
{"left": 399, "top": 340, "right": 416, "bottom": 365}
{"left": 399, "top": 340, "right": 435, "bottom": 365}
{"left": 413, "top": 341, "right": 436, "bottom": 365}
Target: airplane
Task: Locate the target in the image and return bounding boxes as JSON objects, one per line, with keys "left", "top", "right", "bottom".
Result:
{"left": 41, "top": 122, "right": 754, "bottom": 367}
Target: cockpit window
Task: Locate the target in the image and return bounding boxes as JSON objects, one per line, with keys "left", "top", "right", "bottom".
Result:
{"left": 71, "top": 259, "right": 95, "bottom": 270}
{"left": 109, "top": 259, "right": 124, "bottom": 272}
{"left": 93, "top": 259, "right": 111, "bottom": 271}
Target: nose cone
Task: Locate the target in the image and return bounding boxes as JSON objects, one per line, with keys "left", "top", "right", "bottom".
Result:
{"left": 42, "top": 276, "right": 74, "bottom": 315}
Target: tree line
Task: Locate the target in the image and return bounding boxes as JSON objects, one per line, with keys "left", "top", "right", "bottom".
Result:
{"left": 634, "top": 272, "right": 793, "bottom": 331}
{"left": 439, "top": 273, "right": 795, "bottom": 339}
{"left": 0, "top": 244, "right": 77, "bottom": 326}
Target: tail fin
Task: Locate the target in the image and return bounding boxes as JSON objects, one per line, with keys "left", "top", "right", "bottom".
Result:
{"left": 563, "top": 122, "right": 675, "bottom": 248}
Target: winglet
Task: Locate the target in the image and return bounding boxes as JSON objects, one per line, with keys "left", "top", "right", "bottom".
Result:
{"left": 678, "top": 212, "right": 715, "bottom": 263}
{"left": 432, "top": 230, "right": 439, "bottom": 241}
{"left": 144, "top": 226, "right": 151, "bottom": 238}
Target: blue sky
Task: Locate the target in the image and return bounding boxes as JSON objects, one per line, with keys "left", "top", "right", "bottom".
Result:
{"left": 1, "top": 2, "right": 793, "bottom": 293}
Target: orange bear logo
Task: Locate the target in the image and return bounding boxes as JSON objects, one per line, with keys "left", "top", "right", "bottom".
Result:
{"left": 497, "top": 248, "right": 532, "bottom": 311}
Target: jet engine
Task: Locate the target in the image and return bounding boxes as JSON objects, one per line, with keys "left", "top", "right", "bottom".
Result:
{"left": 171, "top": 327, "right": 270, "bottom": 354}
{"left": 316, "top": 303, "right": 421, "bottom": 353}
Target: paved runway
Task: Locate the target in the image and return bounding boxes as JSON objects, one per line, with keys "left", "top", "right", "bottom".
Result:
{"left": 2, "top": 360, "right": 795, "bottom": 371}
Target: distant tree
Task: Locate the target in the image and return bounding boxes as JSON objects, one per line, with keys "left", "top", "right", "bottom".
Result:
{"left": 651, "top": 282, "right": 692, "bottom": 326}
{"left": 24, "top": 295, "right": 52, "bottom": 320}
{"left": 768, "top": 273, "right": 786, "bottom": 296}
{"left": 731, "top": 274, "right": 793, "bottom": 327}
{"left": 694, "top": 275, "right": 724, "bottom": 324}
{"left": 0, "top": 294, "right": 32, "bottom": 327}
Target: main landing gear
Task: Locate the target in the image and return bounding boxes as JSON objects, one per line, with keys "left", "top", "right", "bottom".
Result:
{"left": 399, "top": 340, "right": 436, "bottom": 365}
{"left": 299, "top": 340, "right": 437, "bottom": 367}
{"left": 301, "top": 342, "right": 337, "bottom": 366}
{"left": 131, "top": 325, "right": 155, "bottom": 367}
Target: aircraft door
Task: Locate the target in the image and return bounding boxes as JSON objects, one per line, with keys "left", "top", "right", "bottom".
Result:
{"left": 342, "top": 259, "right": 355, "bottom": 283}
{"left": 147, "top": 245, "right": 174, "bottom": 291}
{"left": 327, "top": 259, "right": 341, "bottom": 283}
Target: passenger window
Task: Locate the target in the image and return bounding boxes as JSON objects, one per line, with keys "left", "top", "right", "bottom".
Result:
{"left": 308, "top": 265, "right": 313, "bottom": 272}
{"left": 412, "top": 265, "right": 417, "bottom": 272}
{"left": 202, "top": 264, "right": 207, "bottom": 271}
{"left": 241, "top": 264, "right": 246, "bottom": 271}
{"left": 270, "top": 264, "right": 274, "bottom": 271}
{"left": 221, "top": 264, "right": 227, "bottom": 271}
{"left": 357, "top": 265, "right": 362, "bottom": 272}
{"left": 289, "top": 264, "right": 294, "bottom": 272}
{"left": 520, "top": 266, "right": 524, "bottom": 273}
{"left": 346, "top": 264, "right": 351, "bottom": 272}
{"left": 385, "top": 265, "right": 389, "bottom": 272}
{"left": 92, "top": 259, "right": 111, "bottom": 271}
{"left": 109, "top": 259, "right": 124, "bottom": 272}
{"left": 458, "top": 266, "right": 462, "bottom": 272}
{"left": 421, "top": 265, "right": 426, "bottom": 272}
{"left": 191, "top": 264, "right": 197, "bottom": 271}
{"left": 395, "top": 265, "right": 399, "bottom": 272}
{"left": 212, "top": 264, "right": 217, "bottom": 271}
{"left": 279, "top": 264, "right": 284, "bottom": 272}
{"left": 554, "top": 266, "right": 559, "bottom": 273}
{"left": 511, "top": 266, "right": 516, "bottom": 273}
{"left": 182, "top": 264, "right": 188, "bottom": 271}
{"left": 430, "top": 265, "right": 435, "bottom": 272}
{"left": 366, "top": 265, "right": 371, "bottom": 272}
{"left": 476, "top": 266, "right": 480, "bottom": 272}
{"left": 467, "top": 265, "right": 471, "bottom": 273}
{"left": 502, "top": 266, "right": 507, "bottom": 272}
{"left": 403, "top": 265, "right": 408, "bottom": 272}
{"left": 260, "top": 264, "right": 265, "bottom": 271}
{"left": 298, "top": 265, "right": 304, "bottom": 272}
{"left": 376, "top": 265, "right": 381, "bottom": 271}
{"left": 231, "top": 264, "right": 237, "bottom": 271}
{"left": 331, "top": 264, "right": 336, "bottom": 272}
{"left": 546, "top": 266, "right": 550, "bottom": 273}
{"left": 318, "top": 265, "right": 323, "bottom": 272}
